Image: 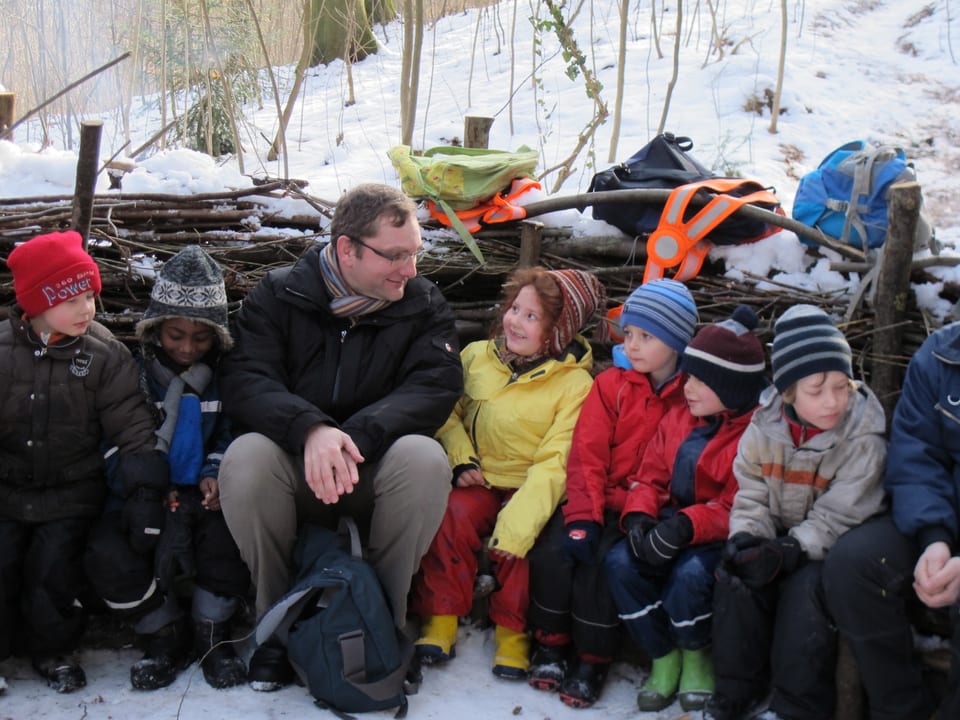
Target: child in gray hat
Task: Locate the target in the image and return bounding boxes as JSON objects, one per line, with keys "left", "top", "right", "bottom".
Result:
{"left": 88, "top": 246, "right": 250, "bottom": 690}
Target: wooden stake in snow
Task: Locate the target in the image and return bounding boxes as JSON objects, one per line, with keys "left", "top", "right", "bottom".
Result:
{"left": 872, "top": 181, "right": 923, "bottom": 427}
{"left": 72, "top": 121, "right": 103, "bottom": 250}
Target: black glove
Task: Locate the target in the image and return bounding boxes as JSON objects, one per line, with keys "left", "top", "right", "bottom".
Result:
{"left": 562, "top": 521, "right": 602, "bottom": 565}
{"left": 624, "top": 513, "right": 658, "bottom": 559}
{"left": 635, "top": 514, "right": 694, "bottom": 566}
{"left": 122, "top": 487, "right": 166, "bottom": 555}
{"left": 721, "top": 532, "right": 765, "bottom": 571}
{"left": 729, "top": 535, "right": 806, "bottom": 590}
{"left": 155, "top": 493, "right": 200, "bottom": 589}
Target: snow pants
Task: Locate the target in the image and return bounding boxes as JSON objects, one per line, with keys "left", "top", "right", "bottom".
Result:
{"left": 713, "top": 560, "right": 836, "bottom": 720}
{"left": 156, "top": 486, "right": 250, "bottom": 600}
{"left": 0, "top": 515, "right": 90, "bottom": 658}
{"left": 527, "top": 508, "right": 622, "bottom": 660}
{"left": 822, "top": 515, "right": 940, "bottom": 720}
{"left": 220, "top": 432, "right": 450, "bottom": 627}
{"left": 84, "top": 510, "right": 182, "bottom": 634}
{"left": 606, "top": 537, "right": 721, "bottom": 659}
{"left": 411, "top": 484, "right": 528, "bottom": 633}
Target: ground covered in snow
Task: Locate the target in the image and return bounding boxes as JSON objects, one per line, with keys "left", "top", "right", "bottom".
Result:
{"left": 0, "top": 0, "right": 958, "bottom": 717}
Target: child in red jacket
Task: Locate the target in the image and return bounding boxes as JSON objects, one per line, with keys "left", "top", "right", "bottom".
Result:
{"left": 606, "top": 305, "right": 767, "bottom": 714}
{"left": 526, "top": 279, "right": 698, "bottom": 708}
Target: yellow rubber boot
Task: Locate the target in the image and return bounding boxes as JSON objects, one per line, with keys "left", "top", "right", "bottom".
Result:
{"left": 492, "top": 625, "right": 530, "bottom": 680}
{"left": 415, "top": 615, "right": 458, "bottom": 664}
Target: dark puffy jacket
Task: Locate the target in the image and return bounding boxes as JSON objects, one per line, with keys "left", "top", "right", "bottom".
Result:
{"left": 886, "top": 323, "right": 960, "bottom": 549}
{"left": 220, "top": 244, "right": 463, "bottom": 462}
{"left": 0, "top": 316, "right": 164, "bottom": 523}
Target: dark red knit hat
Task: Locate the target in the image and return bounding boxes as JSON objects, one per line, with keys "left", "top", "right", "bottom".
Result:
{"left": 681, "top": 304, "right": 768, "bottom": 411}
{"left": 6, "top": 231, "right": 102, "bottom": 317}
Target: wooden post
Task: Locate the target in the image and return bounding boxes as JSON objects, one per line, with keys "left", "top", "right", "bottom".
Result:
{"left": 464, "top": 115, "right": 494, "bottom": 149}
{"left": 872, "top": 181, "right": 922, "bottom": 427}
{"left": 518, "top": 221, "right": 543, "bottom": 268}
{"left": 0, "top": 93, "right": 14, "bottom": 139}
{"left": 71, "top": 121, "right": 103, "bottom": 249}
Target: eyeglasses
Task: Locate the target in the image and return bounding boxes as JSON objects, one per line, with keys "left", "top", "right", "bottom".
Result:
{"left": 353, "top": 237, "right": 424, "bottom": 265}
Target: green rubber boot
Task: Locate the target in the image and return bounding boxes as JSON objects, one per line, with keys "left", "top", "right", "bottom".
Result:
{"left": 678, "top": 647, "right": 716, "bottom": 711}
{"left": 636, "top": 648, "right": 681, "bottom": 711}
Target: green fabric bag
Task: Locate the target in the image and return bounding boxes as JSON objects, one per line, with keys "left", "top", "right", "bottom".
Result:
{"left": 388, "top": 145, "right": 538, "bottom": 211}
{"left": 388, "top": 145, "right": 538, "bottom": 263}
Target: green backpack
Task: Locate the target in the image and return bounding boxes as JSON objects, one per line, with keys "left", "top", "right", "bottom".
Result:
{"left": 388, "top": 145, "right": 539, "bottom": 262}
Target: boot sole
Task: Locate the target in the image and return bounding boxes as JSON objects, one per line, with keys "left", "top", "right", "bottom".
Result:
{"left": 560, "top": 692, "right": 596, "bottom": 709}
{"left": 637, "top": 692, "right": 677, "bottom": 712}
{"left": 415, "top": 644, "right": 456, "bottom": 664}
{"left": 528, "top": 676, "right": 561, "bottom": 692}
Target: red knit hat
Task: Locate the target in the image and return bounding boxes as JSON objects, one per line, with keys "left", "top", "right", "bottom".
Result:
{"left": 6, "top": 231, "right": 102, "bottom": 317}
{"left": 546, "top": 269, "right": 606, "bottom": 356}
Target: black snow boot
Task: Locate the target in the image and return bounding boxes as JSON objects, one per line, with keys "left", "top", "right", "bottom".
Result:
{"left": 32, "top": 654, "right": 86, "bottom": 693}
{"left": 194, "top": 619, "right": 246, "bottom": 689}
{"left": 247, "top": 637, "right": 295, "bottom": 692}
{"left": 527, "top": 642, "right": 570, "bottom": 692}
{"left": 559, "top": 658, "right": 609, "bottom": 709}
{"left": 130, "top": 620, "right": 193, "bottom": 690}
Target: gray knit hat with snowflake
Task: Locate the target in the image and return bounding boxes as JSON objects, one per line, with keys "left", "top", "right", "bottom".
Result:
{"left": 136, "top": 245, "right": 233, "bottom": 350}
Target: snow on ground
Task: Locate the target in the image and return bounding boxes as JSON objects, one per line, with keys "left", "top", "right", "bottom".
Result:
{"left": 0, "top": 0, "right": 958, "bottom": 717}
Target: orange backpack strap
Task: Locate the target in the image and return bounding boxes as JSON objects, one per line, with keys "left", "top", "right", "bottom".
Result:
{"left": 428, "top": 178, "right": 540, "bottom": 230}
{"left": 643, "top": 179, "right": 779, "bottom": 284}
{"left": 427, "top": 200, "right": 486, "bottom": 233}
{"left": 481, "top": 178, "right": 540, "bottom": 224}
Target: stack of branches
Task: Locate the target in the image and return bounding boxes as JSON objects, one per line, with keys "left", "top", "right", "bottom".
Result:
{"left": 0, "top": 186, "right": 930, "bottom": 379}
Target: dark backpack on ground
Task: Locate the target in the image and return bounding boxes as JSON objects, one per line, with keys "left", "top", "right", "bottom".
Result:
{"left": 587, "top": 132, "right": 774, "bottom": 244}
{"left": 255, "top": 521, "right": 412, "bottom": 717}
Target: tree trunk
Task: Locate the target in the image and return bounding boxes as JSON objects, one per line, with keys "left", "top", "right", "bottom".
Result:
{"left": 399, "top": 0, "right": 424, "bottom": 145}
{"left": 367, "top": 0, "right": 398, "bottom": 24}
{"left": 309, "top": 0, "right": 378, "bottom": 67}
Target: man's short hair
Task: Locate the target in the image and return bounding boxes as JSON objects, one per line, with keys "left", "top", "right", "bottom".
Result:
{"left": 330, "top": 184, "right": 417, "bottom": 247}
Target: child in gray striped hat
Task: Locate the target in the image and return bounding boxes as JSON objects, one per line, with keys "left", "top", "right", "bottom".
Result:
{"left": 705, "top": 304, "right": 887, "bottom": 720}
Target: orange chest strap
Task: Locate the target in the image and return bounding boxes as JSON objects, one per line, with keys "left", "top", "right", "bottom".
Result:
{"left": 643, "top": 179, "right": 779, "bottom": 284}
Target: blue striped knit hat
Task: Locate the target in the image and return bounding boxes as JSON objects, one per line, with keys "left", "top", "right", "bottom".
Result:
{"left": 772, "top": 304, "right": 852, "bottom": 393}
{"left": 619, "top": 279, "right": 698, "bottom": 353}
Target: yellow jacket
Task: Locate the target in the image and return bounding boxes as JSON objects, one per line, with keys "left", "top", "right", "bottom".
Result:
{"left": 436, "top": 337, "right": 594, "bottom": 557}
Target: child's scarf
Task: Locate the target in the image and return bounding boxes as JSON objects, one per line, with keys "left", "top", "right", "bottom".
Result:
{"left": 153, "top": 359, "right": 212, "bottom": 486}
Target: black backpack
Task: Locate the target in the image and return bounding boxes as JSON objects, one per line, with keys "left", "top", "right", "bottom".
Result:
{"left": 255, "top": 521, "right": 412, "bottom": 717}
{"left": 588, "top": 132, "right": 774, "bottom": 244}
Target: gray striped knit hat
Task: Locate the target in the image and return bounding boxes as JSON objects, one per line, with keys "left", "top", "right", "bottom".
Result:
{"left": 136, "top": 245, "right": 233, "bottom": 350}
{"left": 771, "top": 304, "right": 851, "bottom": 393}
{"left": 619, "top": 279, "right": 698, "bottom": 353}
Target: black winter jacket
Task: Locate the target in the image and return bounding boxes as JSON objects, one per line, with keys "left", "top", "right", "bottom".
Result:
{"left": 0, "top": 315, "right": 166, "bottom": 523}
{"left": 220, "top": 245, "right": 463, "bottom": 462}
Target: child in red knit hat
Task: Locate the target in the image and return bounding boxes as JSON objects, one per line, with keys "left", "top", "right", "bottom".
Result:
{"left": 0, "top": 231, "right": 168, "bottom": 694}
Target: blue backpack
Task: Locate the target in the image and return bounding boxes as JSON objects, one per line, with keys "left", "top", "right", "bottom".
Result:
{"left": 792, "top": 140, "right": 917, "bottom": 250}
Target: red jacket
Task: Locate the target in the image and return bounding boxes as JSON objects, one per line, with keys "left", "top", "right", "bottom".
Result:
{"left": 563, "top": 368, "right": 686, "bottom": 525}
{"left": 621, "top": 403, "right": 755, "bottom": 544}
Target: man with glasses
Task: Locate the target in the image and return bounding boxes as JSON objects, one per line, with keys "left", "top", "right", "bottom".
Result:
{"left": 218, "top": 183, "right": 463, "bottom": 691}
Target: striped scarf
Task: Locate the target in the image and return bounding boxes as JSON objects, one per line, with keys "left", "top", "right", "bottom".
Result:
{"left": 318, "top": 241, "right": 391, "bottom": 318}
